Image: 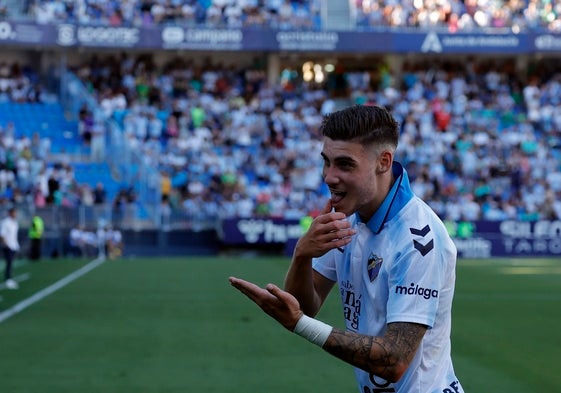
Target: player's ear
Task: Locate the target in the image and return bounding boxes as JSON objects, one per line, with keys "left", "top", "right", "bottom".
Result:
{"left": 376, "top": 150, "right": 393, "bottom": 174}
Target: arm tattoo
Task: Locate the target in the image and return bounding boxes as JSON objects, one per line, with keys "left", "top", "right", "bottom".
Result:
{"left": 323, "top": 322, "right": 427, "bottom": 382}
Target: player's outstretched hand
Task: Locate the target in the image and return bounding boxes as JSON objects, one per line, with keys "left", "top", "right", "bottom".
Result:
{"left": 294, "top": 199, "right": 355, "bottom": 259}
{"left": 229, "top": 276, "right": 303, "bottom": 331}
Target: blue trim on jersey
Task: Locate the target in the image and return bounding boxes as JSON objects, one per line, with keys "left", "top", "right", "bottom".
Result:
{"left": 360, "top": 161, "right": 414, "bottom": 234}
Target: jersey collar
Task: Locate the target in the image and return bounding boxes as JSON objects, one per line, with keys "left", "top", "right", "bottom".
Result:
{"left": 358, "top": 161, "right": 414, "bottom": 234}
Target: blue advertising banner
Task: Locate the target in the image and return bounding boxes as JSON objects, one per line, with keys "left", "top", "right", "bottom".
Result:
{"left": 0, "top": 20, "right": 52, "bottom": 46}
{"left": 392, "top": 31, "right": 529, "bottom": 54}
{"left": 451, "top": 220, "right": 561, "bottom": 258}
{"left": 221, "top": 217, "right": 303, "bottom": 245}
{"left": 1, "top": 21, "right": 560, "bottom": 54}
{"left": 221, "top": 218, "right": 561, "bottom": 258}
{"left": 532, "top": 33, "right": 561, "bottom": 52}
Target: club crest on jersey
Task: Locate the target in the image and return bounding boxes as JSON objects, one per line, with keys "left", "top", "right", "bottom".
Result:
{"left": 367, "top": 252, "right": 383, "bottom": 282}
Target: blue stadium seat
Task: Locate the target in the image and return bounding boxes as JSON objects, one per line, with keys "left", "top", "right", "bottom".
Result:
{"left": 0, "top": 102, "right": 81, "bottom": 153}
{"left": 73, "top": 162, "right": 119, "bottom": 201}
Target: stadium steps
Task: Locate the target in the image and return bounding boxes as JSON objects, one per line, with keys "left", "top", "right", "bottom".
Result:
{"left": 322, "top": 0, "right": 354, "bottom": 30}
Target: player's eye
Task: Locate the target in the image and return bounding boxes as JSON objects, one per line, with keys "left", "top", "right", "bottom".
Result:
{"left": 337, "top": 161, "right": 354, "bottom": 171}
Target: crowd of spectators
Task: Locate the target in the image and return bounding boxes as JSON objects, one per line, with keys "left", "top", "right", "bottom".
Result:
{"left": 0, "top": 112, "right": 138, "bottom": 234}
{"left": 0, "top": 75, "right": 123, "bottom": 219}
{"left": 0, "top": 121, "right": 116, "bottom": 214}
{"left": 2, "top": 51, "right": 561, "bottom": 225}
{"left": 10, "top": 0, "right": 560, "bottom": 33}
{"left": 0, "top": 59, "right": 140, "bottom": 227}
{"left": 67, "top": 52, "right": 561, "bottom": 224}
{"left": 22, "top": 0, "right": 320, "bottom": 29}
{"left": 0, "top": 62, "right": 53, "bottom": 104}
{"left": 355, "top": 0, "right": 561, "bottom": 32}
{"left": 0, "top": 1, "right": 556, "bottom": 235}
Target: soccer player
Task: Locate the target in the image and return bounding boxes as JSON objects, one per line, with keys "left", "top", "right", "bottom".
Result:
{"left": 230, "top": 105, "right": 464, "bottom": 393}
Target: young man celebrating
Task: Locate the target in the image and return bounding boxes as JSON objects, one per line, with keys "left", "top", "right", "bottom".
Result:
{"left": 230, "top": 105, "right": 464, "bottom": 392}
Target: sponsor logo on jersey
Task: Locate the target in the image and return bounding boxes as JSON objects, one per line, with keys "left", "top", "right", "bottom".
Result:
{"left": 341, "top": 287, "right": 361, "bottom": 330}
{"left": 395, "top": 282, "right": 439, "bottom": 299}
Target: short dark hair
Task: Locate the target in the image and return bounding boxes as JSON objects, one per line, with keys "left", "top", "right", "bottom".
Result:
{"left": 320, "top": 105, "right": 399, "bottom": 150}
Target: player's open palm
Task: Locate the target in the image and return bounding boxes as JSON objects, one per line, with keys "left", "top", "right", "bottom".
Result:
{"left": 229, "top": 277, "right": 303, "bottom": 331}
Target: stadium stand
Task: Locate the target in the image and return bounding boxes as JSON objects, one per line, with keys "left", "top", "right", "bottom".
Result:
{"left": 354, "top": 0, "right": 561, "bottom": 32}
{"left": 0, "top": 0, "right": 560, "bottom": 258}
{"left": 12, "top": 0, "right": 320, "bottom": 29}
{"left": 6, "top": 1, "right": 560, "bottom": 32}
{"left": 59, "top": 52, "right": 561, "bottom": 225}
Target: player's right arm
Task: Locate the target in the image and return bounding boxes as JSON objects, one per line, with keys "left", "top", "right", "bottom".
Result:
{"left": 229, "top": 277, "right": 425, "bottom": 383}
{"left": 284, "top": 200, "right": 354, "bottom": 316}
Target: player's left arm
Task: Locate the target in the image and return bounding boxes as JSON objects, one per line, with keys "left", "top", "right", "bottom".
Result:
{"left": 323, "top": 322, "right": 427, "bottom": 383}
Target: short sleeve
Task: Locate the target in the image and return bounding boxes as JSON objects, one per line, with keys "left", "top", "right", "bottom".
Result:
{"left": 386, "top": 247, "right": 444, "bottom": 328}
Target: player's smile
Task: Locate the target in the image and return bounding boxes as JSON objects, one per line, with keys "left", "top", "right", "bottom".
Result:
{"left": 330, "top": 189, "right": 347, "bottom": 206}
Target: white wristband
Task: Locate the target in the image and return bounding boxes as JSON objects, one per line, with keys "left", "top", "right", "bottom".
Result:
{"left": 293, "top": 314, "right": 333, "bottom": 347}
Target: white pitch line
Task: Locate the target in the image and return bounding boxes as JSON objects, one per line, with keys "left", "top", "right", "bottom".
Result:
{"left": 0, "top": 257, "right": 106, "bottom": 324}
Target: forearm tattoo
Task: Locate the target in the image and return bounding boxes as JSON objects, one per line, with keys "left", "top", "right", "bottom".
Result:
{"left": 323, "top": 322, "right": 427, "bottom": 381}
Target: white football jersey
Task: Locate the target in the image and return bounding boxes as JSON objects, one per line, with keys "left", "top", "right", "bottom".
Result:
{"left": 313, "top": 162, "right": 464, "bottom": 393}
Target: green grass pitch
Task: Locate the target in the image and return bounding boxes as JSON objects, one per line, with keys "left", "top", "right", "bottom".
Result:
{"left": 0, "top": 255, "right": 559, "bottom": 392}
